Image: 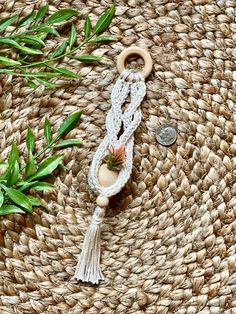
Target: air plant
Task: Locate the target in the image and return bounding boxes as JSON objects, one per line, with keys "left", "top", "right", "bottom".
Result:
{"left": 106, "top": 145, "right": 126, "bottom": 171}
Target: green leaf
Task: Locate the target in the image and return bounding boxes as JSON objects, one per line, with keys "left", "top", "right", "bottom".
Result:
{"left": 8, "top": 142, "right": 19, "bottom": 168}
{"left": 15, "top": 180, "right": 25, "bottom": 186}
{"left": 50, "top": 40, "right": 67, "bottom": 58}
{"left": 53, "top": 139, "right": 82, "bottom": 148}
{"left": 26, "top": 127, "right": 35, "bottom": 152}
{"left": 0, "top": 205, "right": 25, "bottom": 215}
{"left": 54, "top": 67, "right": 80, "bottom": 79}
{"left": 0, "top": 189, "right": 4, "bottom": 207}
{"left": 17, "top": 46, "right": 43, "bottom": 55}
{"left": 69, "top": 23, "right": 76, "bottom": 48}
{"left": 28, "top": 80, "right": 37, "bottom": 89}
{"left": 17, "top": 180, "right": 39, "bottom": 191}
{"left": 27, "top": 195, "right": 42, "bottom": 206}
{"left": 2, "top": 186, "right": 32, "bottom": 212}
{"left": 44, "top": 117, "right": 52, "bottom": 145}
{"left": 0, "top": 69, "right": 14, "bottom": 75}
{"left": 18, "top": 181, "right": 54, "bottom": 192}
{"left": 18, "top": 35, "right": 46, "bottom": 47}
{"left": 39, "top": 27, "right": 60, "bottom": 37}
{"left": 25, "top": 151, "right": 34, "bottom": 177}
{"left": 57, "top": 111, "right": 83, "bottom": 139}
{"left": 0, "top": 56, "right": 21, "bottom": 66}
{"left": 6, "top": 161, "right": 19, "bottom": 186}
{"left": 27, "top": 155, "right": 64, "bottom": 181}
{"left": 0, "top": 38, "right": 21, "bottom": 48}
{"left": 84, "top": 15, "right": 91, "bottom": 39}
{"left": 0, "top": 39, "right": 43, "bottom": 55}
{"left": 93, "top": 4, "right": 115, "bottom": 35}
{"left": 91, "top": 35, "right": 117, "bottom": 43}
{"left": 75, "top": 54, "right": 102, "bottom": 62}
{"left": 45, "top": 9, "right": 78, "bottom": 25}
{"left": 3, "top": 72, "right": 58, "bottom": 78}
{"left": 0, "top": 15, "right": 18, "bottom": 32}
{"left": 35, "top": 5, "right": 49, "bottom": 21}
{"left": 36, "top": 78, "right": 60, "bottom": 88}
{"left": 4, "top": 143, "right": 19, "bottom": 185}
{"left": 15, "top": 10, "right": 36, "bottom": 30}
{"left": 30, "top": 182, "right": 54, "bottom": 191}
{"left": 28, "top": 72, "right": 58, "bottom": 78}
{"left": 36, "top": 32, "right": 48, "bottom": 41}
{"left": 58, "top": 163, "right": 67, "bottom": 172}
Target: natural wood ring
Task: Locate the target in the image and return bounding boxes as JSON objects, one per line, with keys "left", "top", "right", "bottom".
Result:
{"left": 117, "top": 46, "right": 153, "bottom": 79}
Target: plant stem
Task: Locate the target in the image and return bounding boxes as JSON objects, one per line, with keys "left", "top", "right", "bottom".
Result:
{"left": 0, "top": 71, "right": 55, "bottom": 77}
{"left": 19, "top": 138, "right": 58, "bottom": 173}
{"left": 0, "top": 15, "right": 97, "bottom": 78}
{"left": 20, "top": 34, "right": 95, "bottom": 69}
{"left": 34, "top": 139, "right": 57, "bottom": 159}
{"left": 0, "top": 34, "right": 95, "bottom": 79}
{"left": 5, "top": 23, "right": 49, "bottom": 39}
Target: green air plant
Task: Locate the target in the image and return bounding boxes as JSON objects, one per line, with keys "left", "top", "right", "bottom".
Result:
{"left": 0, "top": 111, "right": 83, "bottom": 216}
{"left": 0, "top": 4, "right": 116, "bottom": 88}
{"left": 106, "top": 145, "right": 126, "bottom": 171}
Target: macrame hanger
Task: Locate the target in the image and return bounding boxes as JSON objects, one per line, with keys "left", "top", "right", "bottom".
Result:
{"left": 74, "top": 46, "right": 153, "bottom": 284}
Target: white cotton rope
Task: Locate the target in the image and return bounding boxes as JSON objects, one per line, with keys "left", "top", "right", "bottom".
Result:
{"left": 74, "top": 69, "right": 147, "bottom": 284}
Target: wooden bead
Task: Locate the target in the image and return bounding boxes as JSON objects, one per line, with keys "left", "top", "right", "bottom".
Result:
{"left": 98, "top": 164, "right": 119, "bottom": 187}
{"left": 96, "top": 196, "right": 109, "bottom": 207}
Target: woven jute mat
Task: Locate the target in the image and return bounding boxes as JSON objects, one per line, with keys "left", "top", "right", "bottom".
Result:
{"left": 0, "top": 0, "right": 236, "bottom": 313}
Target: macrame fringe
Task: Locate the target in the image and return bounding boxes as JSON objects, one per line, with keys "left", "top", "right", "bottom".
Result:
{"left": 74, "top": 206, "right": 105, "bottom": 284}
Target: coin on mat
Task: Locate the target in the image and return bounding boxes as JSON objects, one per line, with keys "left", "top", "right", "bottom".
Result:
{"left": 156, "top": 124, "right": 177, "bottom": 146}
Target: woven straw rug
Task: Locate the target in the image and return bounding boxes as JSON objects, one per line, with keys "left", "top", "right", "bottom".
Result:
{"left": 0, "top": 0, "right": 236, "bottom": 313}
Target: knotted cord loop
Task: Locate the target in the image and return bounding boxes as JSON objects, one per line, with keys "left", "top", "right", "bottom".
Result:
{"left": 91, "top": 207, "right": 105, "bottom": 225}
{"left": 88, "top": 69, "right": 146, "bottom": 198}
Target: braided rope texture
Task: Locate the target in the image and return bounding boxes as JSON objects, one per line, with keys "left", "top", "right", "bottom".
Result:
{"left": 0, "top": 0, "right": 236, "bottom": 313}
{"left": 88, "top": 70, "right": 146, "bottom": 198}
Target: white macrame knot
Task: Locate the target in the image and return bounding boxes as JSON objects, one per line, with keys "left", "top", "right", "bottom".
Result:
{"left": 121, "top": 69, "right": 144, "bottom": 83}
{"left": 91, "top": 206, "right": 105, "bottom": 225}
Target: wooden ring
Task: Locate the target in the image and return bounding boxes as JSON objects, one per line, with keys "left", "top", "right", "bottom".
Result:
{"left": 117, "top": 46, "right": 153, "bottom": 79}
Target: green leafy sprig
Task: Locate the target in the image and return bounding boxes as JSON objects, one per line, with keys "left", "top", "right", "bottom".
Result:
{"left": 0, "top": 4, "right": 116, "bottom": 87}
{"left": 0, "top": 111, "right": 83, "bottom": 216}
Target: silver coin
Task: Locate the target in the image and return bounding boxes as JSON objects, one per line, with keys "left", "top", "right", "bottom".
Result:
{"left": 156, "top": 124, "right": 177, "bottom": 146}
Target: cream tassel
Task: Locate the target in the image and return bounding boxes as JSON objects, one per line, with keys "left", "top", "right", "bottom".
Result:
{"left": 74, "top": 205, "right": 105, "bottom": 284}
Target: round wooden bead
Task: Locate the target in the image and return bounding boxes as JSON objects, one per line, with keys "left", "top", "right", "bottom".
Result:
{"left": 96, "top": 196, "right": 109, "bottom": 207}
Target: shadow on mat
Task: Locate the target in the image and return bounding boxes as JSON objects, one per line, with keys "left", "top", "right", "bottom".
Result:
{"left": 106, "top": 182, "right": 133, "bottom": 217}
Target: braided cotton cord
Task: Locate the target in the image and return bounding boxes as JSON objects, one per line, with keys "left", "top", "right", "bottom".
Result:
{"left": 75, "top": 69, "right": 147, "bottom": 284}
{"left": 88, "top": 69, "right": 146, "bottom": 197}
